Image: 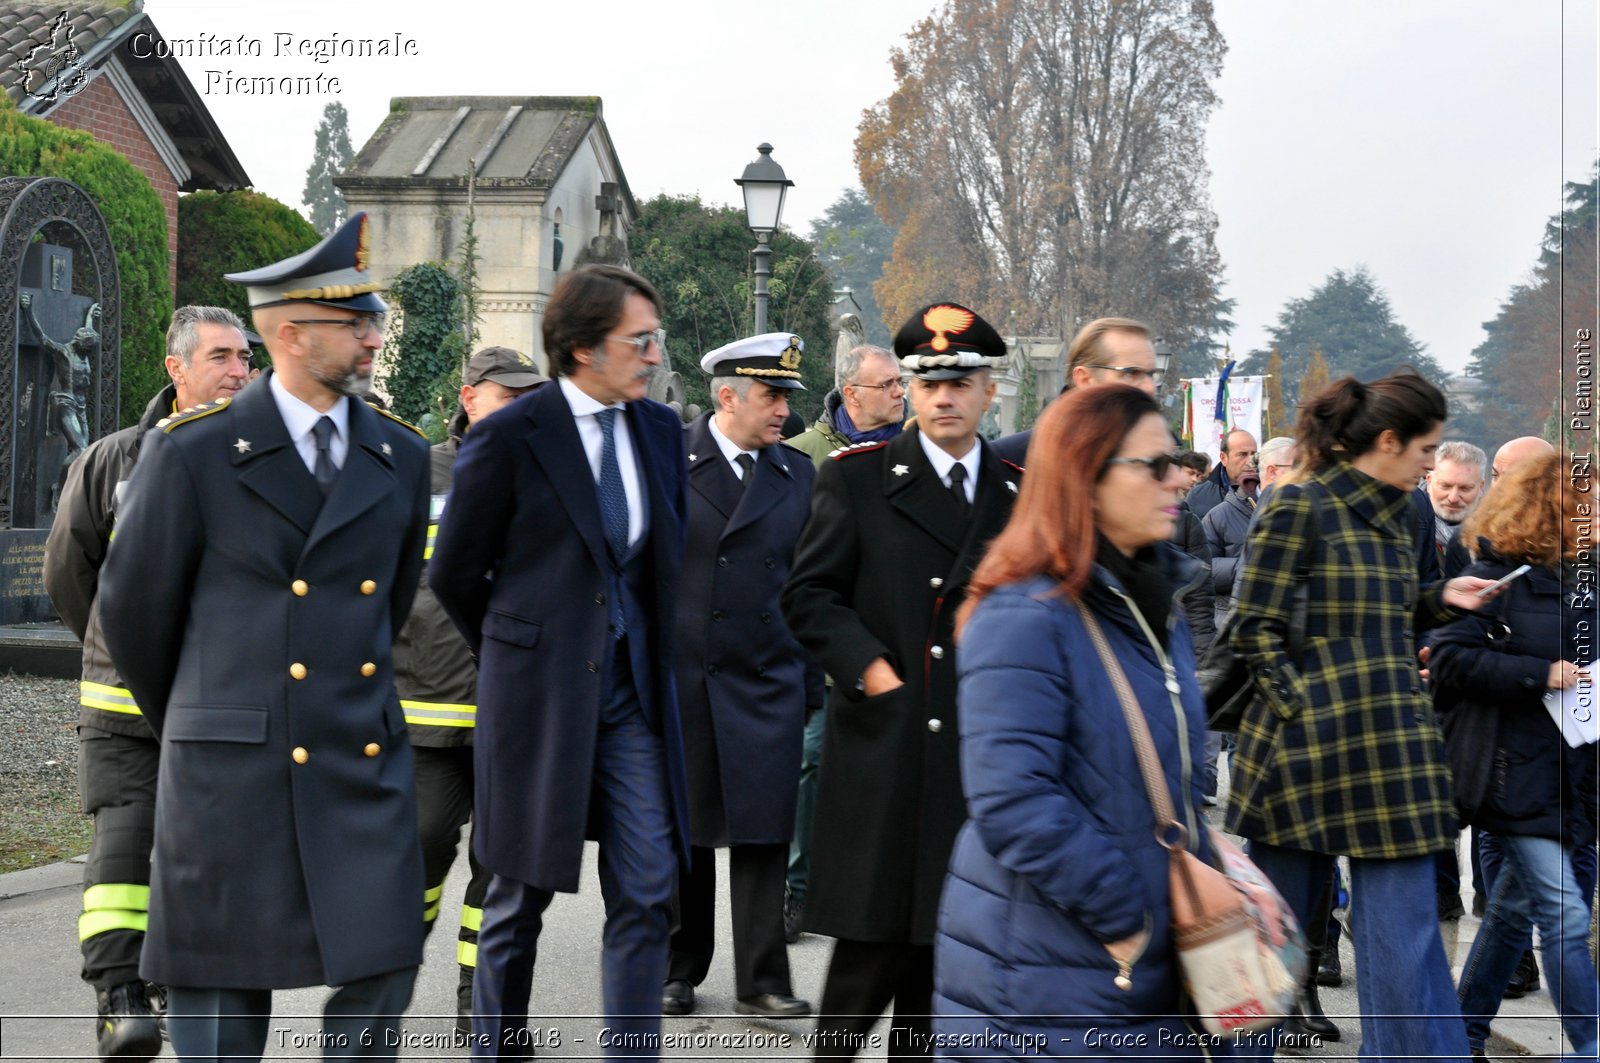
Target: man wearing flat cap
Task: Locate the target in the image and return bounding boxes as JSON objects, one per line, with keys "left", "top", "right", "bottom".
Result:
{"left": 783, "top": 304, "right": 1021, "bottom": 1057}
{"left": 392, "top": 346, "right": 546, "bottom": 1032}
{"left": 662, "top": 334, "right": 820, "bottom": 1020}
{"left": 98, "top": 212, "right": 432, "bottom": 1061}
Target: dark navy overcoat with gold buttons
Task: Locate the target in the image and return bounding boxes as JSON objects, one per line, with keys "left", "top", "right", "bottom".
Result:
{"left": 675, "top": 413, "right": 818, "bottom": 847}
{"left": 781, "top": 426, "right": 1020, "bottom": 943}
{"left": 99, "top": 371, "right": 431, "bottom": 989}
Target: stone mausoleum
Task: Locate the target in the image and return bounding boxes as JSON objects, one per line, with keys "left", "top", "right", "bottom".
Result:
{"left": 337, "top": 96, "right": 637, "bottom": 373}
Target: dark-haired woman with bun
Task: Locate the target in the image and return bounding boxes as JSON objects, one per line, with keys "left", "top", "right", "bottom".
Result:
{"left": 1227, "top": 371, "right": 1503, "bottom": 1060}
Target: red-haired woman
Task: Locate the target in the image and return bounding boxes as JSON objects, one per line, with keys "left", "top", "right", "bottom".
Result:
{"left": 1429, "top": 452, "right": 1598, "bottom": 1058}
{"left": 932, "top": 385, "right": 1274, "bottom": 1056}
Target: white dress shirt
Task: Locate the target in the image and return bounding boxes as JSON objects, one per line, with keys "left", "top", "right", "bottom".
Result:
{"left": 270, "top": 373, "right": 350, "bottom": 474}
{"left": 707, "top": 415, "right": 759, "bottom": 479}
{"left": 918, "top": 430, "right": 979, "bottom": 503}
{"left": 559, "top": 377, "right": 644, "bottom": 548}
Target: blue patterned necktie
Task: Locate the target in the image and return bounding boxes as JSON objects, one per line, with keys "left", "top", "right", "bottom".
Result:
{"left": 312, "top": 416, "right": 338, "bottom": 497}
{"left": 595, "top": 408, "right": 629, "bottom": 559}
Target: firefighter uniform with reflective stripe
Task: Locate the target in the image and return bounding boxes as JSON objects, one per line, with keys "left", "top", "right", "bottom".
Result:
{"left": 43, "top": 385, "right": 177, "bottom": 989}
{"left": 390, "top": 420, "right": 490, "bottom": 999}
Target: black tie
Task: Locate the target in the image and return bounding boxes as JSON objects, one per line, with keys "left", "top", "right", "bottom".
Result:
{"left": 948, "top": 462, "right": 969, "bottom": 515}
{"left": 312, "top": 416, "right": 337, "bottom": 497}
{"left": 735, "top": 452, "right": 756, "bottom": 492}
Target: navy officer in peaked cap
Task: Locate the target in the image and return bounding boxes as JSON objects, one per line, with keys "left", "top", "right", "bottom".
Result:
{"left": 98, "top": 212, "right": 432, "bottom": 1063}
{"left": 782, "top": 304, "right": 1020, "bottom": 1058}
{"left": 663, "top": 334, "right": 820, "bottom": 1019}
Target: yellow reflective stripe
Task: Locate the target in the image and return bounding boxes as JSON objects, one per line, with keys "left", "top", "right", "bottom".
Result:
{"left": 460, "top": 905, "right": 482, "bottom": 932}
{"left": 401, "top": 701, "right": 476, "bottom": 728}
{"left": 422, "top": 882, "right": 443, "bottom": 923}
{"left": 83, "top": 883, "right": 150, "bottom": 912}
{"left": 79, "top": 909, "right": 147, "bottom": 941}
{"left": 79, "top": 682, "right": 142, "bottom": 717}
{"left": 424, "top": 522, "right": 438, "bottom": 561}
{"left": 457, "top": 940, "right": 478, "bottom": 968}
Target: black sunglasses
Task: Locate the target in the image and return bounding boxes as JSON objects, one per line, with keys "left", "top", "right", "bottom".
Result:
{"left": 1105, "top": 452, "right": 1181, "bottom": 481}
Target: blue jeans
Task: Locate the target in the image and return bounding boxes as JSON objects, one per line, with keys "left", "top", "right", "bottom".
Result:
{"left": 786, "top": 693, "right": 828, "bottom": 899}
{"left": 1249, "top": 842, "right": 1470, "bottom": 1063}
{"left": 1457, "top": 834, "right": 1599, "bottom": 1056}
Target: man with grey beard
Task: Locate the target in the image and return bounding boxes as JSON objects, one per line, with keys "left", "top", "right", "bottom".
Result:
{"left": 1426, "top": 441, "right": 1487, "bottom": 568}
{"left": 98, "top": 212, "right": 431, "bottom": 1062}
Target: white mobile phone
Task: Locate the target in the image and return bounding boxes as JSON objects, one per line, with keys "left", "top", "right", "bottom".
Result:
{"left": 1476, "top": 563, "right": 1533, "bottom": 598}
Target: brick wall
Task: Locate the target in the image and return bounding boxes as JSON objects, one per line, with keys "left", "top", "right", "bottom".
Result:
{"left": 47, "top": 75, "right": 180, "bottom": 295}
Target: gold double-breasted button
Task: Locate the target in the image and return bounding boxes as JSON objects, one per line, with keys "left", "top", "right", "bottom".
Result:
{"left": 291, "top": 579, "right": 309, "bottom": 597}
{"left": 289, "top": 662, "right": 308, "bottom": 680}
{"left": 291, "top": 746, "right": 309, "bottom": 764}
{"left": 360, "top": 580, "right": 377, "bottom": 595}
{"left": 360, "top": 662, "right": 377, "bottom": 677}
{"left": 364, "top": 742, "right": 381, "bottom": 757}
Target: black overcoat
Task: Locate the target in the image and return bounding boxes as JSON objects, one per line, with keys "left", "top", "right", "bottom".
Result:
{"left": 98, "top": 373, "right": 431, "bottom": 989}
{"left": 675, "top": 414, "right": 819, "bottom": 847}
{"left": 427, "top": 383, "right": 690, "bottom": 893}
{"left": 781, "top": 427, "right": 1020, "bottom": 943}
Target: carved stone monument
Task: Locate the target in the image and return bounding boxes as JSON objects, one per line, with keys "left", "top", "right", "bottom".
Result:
{"left": 0, "top": 176, "right": 120, "bottom": 632}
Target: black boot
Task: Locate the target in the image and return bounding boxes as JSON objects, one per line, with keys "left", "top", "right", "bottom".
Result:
{"left": 456, "top": 964, "right": 474, "bottom": 1036}
{"left": 95, "top": 981, "right": 161, "bottom": 1062}
{"left": 1288, "top": 976, "right": 1341, "bottom": 1042}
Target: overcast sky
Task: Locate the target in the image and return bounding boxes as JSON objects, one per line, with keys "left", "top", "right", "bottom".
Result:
{"left": 149, "top": 0, "right": 1597, "bottom": 373}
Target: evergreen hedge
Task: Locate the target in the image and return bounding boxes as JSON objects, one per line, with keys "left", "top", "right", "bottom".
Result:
{"left": 177, "top": 189, "right": 320, "bottom": 324}
{"left": 0, "top": 100, "right": 170, "bottom": 426}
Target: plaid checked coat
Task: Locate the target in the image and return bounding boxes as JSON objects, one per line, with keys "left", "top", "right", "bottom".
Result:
{"left": 1224, "top": 461, "right": 1460, "bottom": 858}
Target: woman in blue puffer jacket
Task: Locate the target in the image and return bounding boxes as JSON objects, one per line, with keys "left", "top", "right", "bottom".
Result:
{"left": 934, "top": 385, "right": 1285, "bottom": 1058}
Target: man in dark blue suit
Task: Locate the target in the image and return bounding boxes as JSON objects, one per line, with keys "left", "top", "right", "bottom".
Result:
{"left": 428, "top": 265, "right": 689, "bottom": 1061}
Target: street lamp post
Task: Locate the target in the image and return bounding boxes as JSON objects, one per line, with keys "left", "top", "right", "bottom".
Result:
{"left": 1152, "top": 336, "right": 1174, "bottom": 407}
{"left": 735, "top": 143, "right": 793, "bottom": 335}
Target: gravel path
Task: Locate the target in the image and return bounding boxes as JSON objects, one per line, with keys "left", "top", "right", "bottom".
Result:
{"left": 0, "top": 673, "right": 86, "bottom": 872}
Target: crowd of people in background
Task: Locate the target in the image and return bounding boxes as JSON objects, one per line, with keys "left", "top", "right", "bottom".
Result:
{"left": 45, "top": 218, "right": 1597, "bottom": 1063}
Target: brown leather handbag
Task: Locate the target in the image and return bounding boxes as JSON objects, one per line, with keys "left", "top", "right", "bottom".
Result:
{"left": 1078, "top": 603, "right": 1307, "bottom": 1036}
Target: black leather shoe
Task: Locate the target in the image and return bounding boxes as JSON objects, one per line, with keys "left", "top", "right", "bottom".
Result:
{"left": 95, "top": 981, "right": 162, "bottom": 1062}
{"left": 735, "top": 993, "right": 811, "bottom": 1018}
{"left": 662, "top": 980, "right": 695, "bottom": 1016}
{"left": 1503, "top": 949, "right": 1540, "bottom": 999}
{"left": 1292, "top": 981, "right": 1341, "bottom": 1042}
{"left": 1471, "top": 892, "right": 1487, "bottom": 918}
{"left": 1315, "top": 947, "right": 1343, "bottom": 987}
{"left": 1438, "top": 892, "right": 1466, "bottom": 921}
{"left": 783, "top": 892, "right": 804, "bottom": 944}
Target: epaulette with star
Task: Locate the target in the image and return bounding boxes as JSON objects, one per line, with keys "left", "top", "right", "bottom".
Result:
{"left": 157, "top": 397, "right": 232, "bottom": 432}
{"left": 370, "top": 405, "right": 426, "bottom": 440}
{"left": 827, "top": 440, "right": 891, "bottom": 460}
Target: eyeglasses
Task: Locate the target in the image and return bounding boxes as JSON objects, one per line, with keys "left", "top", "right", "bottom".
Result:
{"left": 605, "top": 331, "right": 662, "bottom": 356}
{"left": 1087, "top": 364, "right": 1164, "bottom": 387}
{"left": 1105, "top": 452, "right": 1182, "bottom": 480}
{"left": 850, "top": 377, "right": 906, "bottom": 392}
{"left": 291, "top": 314, "right": 386, "bottom": 341}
